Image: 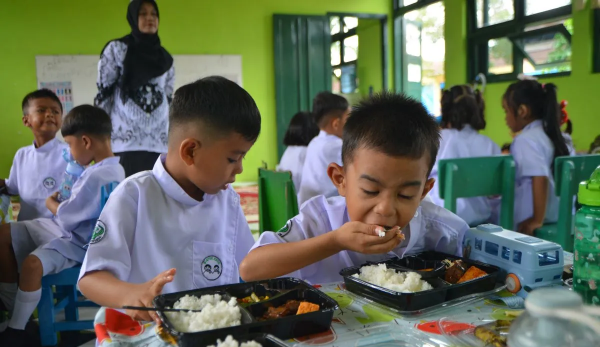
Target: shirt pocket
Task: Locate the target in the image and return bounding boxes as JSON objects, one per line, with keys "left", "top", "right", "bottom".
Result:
{"left": 192, "top": 241, "right": 237, "bottom": 288}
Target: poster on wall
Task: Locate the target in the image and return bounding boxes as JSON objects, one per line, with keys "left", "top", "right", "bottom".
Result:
{"left": 39, "top": 81, "right": 73, "bottom": 116}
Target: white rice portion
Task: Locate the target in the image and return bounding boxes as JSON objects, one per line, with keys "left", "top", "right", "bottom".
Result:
{"left": 165, "top": 294, "right": 242, "bottom": 333}
{"left": 352, "top": 264, "right": 433, "bottom": 293}
{"left": 208, "top": 335, "right": 262, "bottom": 347}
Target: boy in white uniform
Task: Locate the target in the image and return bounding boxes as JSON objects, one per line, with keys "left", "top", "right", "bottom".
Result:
{"left": 241, "top": 92, "right": 468, "bottom": 284}
{"left": 78, "top": 76, "right": 260, "bottom": 324}
{"left": 298, "top": 92, "right": 350, "bottom": 205}
{"left": 0, "top": 89, "right": 67, "bottom": 221}
{"left": 0, "top": 105, "right": 125, "bottom": 345}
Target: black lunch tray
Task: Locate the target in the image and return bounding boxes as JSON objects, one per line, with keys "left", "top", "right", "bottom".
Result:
{"left": 153, "top": 278, "right": 338, "bottom": 347}
{"left": 339, "top": 251, "right": 501, "bottom": 312}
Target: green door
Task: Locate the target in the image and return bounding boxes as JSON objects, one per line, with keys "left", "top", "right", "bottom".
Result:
{"left": 394, "top": 17, "right": 422, "bottom": 100}
{"left": 273, "top": 15, "right": 331, "bottom": 160}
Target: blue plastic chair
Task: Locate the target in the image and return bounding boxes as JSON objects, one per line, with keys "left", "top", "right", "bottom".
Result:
{"left": 38, "top": 181, "right": 119, "bottom": 346}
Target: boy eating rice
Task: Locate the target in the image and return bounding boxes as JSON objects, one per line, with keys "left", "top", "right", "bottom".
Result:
{"left": 240, "top": 92, "right": 468, "bottom": 284}
{"left": 78, "top": 76, "right": 260, "bottom": 324}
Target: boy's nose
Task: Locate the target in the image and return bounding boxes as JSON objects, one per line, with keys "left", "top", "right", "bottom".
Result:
{"left": 374, "top": 198, "right": 395, "bottom": 218}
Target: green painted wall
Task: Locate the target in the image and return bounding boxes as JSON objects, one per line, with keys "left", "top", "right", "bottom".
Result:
{"left": 0, "top": 0, "right": 392, "bottom": 182}
{"left": 443, "top": 1, "right": 600, "bottom": 152}
{"left": 357, "top": 19, "right": 384, "bottom": 97}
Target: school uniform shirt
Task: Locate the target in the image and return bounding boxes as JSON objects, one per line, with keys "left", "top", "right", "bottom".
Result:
{"left": 511, "top": 120, "right": 563, "bottom": 228}
{"left": 95, "top": 41, "right": 175, "bottom": 154}
{"left": 563, "top": 133, "right": 576, "bottom": 156}
{"left": 297, "top": 131, "right": 343, "bottom": 206}
{"left": 277, "top": 146, "right": 308, "bottom": 191}
{"left": 18, "top": 157, "right": 125, "bottom": 263}
{"left": 78, "top": 155, "right": 255, "bottom": 293}
{"left": 429, "top": 126, "right": 501, "bottom": 226}
{"left": 4, "top": 139, "right": 67, "bottom": 221}
{"left": 251, "top": 195, "right": 468, "bottom": 284}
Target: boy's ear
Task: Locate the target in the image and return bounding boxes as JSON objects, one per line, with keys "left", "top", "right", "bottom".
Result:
{"left": 82, "top": 135, "right": 92, "bottom": 149}
{"left": 179, "top": 138, "right": 201, "bottom": 166}
{"left": 420, "top": 178, "right": 435, "bottom": 200}
{"left": 328, "top": 163, "right": 347, "bottom": 196}
{"left": 517, "top": 104, "right": 529, "bottom": 119}
{"left": 22, "top": 115, "right": 31, "bottom": 128}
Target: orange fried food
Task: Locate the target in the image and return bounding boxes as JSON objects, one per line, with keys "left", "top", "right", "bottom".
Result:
{"left": 457, "top": 266, "right": 487, "bottom": 283}
{"left": 296, "top": 302, "right": 320, "bottom": 315}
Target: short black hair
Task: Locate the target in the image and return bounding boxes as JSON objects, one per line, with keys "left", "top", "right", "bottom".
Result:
{"left": 342, "top": 92, "right": 440, "bottom": 175}
{"left": 440, "top": 85, "right": 486, "bottom": 130}
{"left": 22, "top": 89, "right": 62, "bottom": 115}
{"left": 61, "top": 105, "right": 112, "bottom": 138}
{"left": 169, "top": 76, "right": 261, "bottom": 142}
{"left": 312, "top": 92, "right": 349, "bottom": 127}
{"left": 283, "top": 111, "right": 319, "bottom": 146}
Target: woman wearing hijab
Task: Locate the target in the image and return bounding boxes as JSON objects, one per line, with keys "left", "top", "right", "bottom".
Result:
{"left": 94, "top": 0, "right": 174, "bottom": 177}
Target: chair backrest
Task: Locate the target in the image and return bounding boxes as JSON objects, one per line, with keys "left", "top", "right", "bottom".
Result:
{"left": 100, "top": 181, "right": 120, "bottom": 209}
{"left": 438, "top": 155, "right": 516, "bottom": 229}
{"left": 553, "top": 155, "right": 600, "bottom": 249}
{"left": 258, "top": 168, "right": 299, "bottom": 234}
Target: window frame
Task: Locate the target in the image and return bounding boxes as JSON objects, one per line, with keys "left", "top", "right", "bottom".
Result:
{"left": 467, "top": 0, "right": 572, "bottom": 83}
{"left": 594, "top": 8, "right": 600, "bottom": 73}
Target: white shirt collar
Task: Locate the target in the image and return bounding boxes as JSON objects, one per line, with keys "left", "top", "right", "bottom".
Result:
{"left": 33, "top": 138, "right": 60, "bottom": 153}
{"left": 523, "top": 119, "right": 543, "bottom": 131}
{"left": 152, "top": 155, "right": 216, "bottom": 206}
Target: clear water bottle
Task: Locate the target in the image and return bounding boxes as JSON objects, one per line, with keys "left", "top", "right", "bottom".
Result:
{"left": 574, "top": 165, "right": 600, "bottom": 305}
{"left": 57, "top": 149, "right": 84, "bottom": 202}
{"left": 508, "top": 288, "right": 600, "bottom": 347}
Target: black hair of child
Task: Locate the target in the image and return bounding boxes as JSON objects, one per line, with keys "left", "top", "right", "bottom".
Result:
{"left": 312, "top": 92, "right": 349, "bottom": 127}
{"left": 342, "top": 92, "right": 440, "bottom": 175}
{"left": 21, "top": 89, "right": 63, "bottom": 115}
{"left": 61, "top": 105, "right": 112, "bottom": 138}
{"left": 168, "top": 76, "right": 261, "bottom": 142}
{"left": 501, "top": 143, "right": 512, "bottom": 152}
{"left": 503, "top": 80, "right": 570, "bottom": 164}
{"left": 440, "top": 85, "right": 486, "bottom": 130}
{"left": 283, "top": 111, "right": 319, "bottom": 147}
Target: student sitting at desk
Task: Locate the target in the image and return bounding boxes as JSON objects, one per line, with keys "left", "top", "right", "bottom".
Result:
{"left": 241, "top": 92, "right": 468, "bottom": 284}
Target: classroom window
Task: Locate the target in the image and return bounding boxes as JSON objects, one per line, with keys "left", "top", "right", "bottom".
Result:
{"left": 330, "top": 16, "right": 359, "bottom": 94}
{"left": 513, "top": 250, "right": 522, "bottom": 264}
{"left": 538, "top": 250, "right": 560, "bottom": 266}
{"left": 485, "top": 241, "right": 499, "bottom": 256}
{"left": 594, "top": 9, "right": 600, "bottom": 73}
{"left": 475, "top": 238, "right": 483, "bottom": 251}
{"left": 501, "top": 246, "right": 510, "bottom": 260}
{"left": 467, "top": 0, "right": 572, "bottom": 82}
{"left": 395, "top": 0, "right": 445, "bottom": 116}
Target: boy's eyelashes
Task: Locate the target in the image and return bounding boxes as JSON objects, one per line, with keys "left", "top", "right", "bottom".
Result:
{"left": 360, "top": 188, "right": 414, "bottom": 200}
{"left": 227, "top": 154, "right": 246, "bottom": 163}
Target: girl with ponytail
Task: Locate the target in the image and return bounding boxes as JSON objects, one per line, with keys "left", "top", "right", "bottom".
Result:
{"left": 502, "top": 80, "right": 571, "bottom": 235}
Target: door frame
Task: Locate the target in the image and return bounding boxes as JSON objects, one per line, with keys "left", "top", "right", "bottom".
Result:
{"left": 326, "top": 12, "right": 389, "bottom": 91}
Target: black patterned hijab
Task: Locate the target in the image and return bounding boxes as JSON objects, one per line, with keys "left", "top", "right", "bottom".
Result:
{"left": 102, "top": 0, "right": 173, "bottom": 102}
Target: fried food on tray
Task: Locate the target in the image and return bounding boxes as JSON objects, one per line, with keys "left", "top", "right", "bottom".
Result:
{"left": 444, "top": 259, "right": 467, "bottom": 283}
{"left": 457, "top": 266, "right": 488, "bottom": 283}
{"left": 474, "top": 325, "right": 507, "bottom": 347}
{"left": 296, "top": 302, "right": 320, "bottom": 315}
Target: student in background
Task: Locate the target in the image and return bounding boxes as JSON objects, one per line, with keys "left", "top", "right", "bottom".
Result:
{"left": 0, "top": 89, "right": 67, "bottom": 221}
{"left": 559, "top": 100, "right": 576, "bottom": 155}
{"left": 429, "top": 85, "right": 500, "bottom": 226}
{"left": 0, "top": 105, "right": 125, "bottom": 345}
{"left": 298, "top": 92, "right": 350, "bottom": 205}
{"left": 503, "top": 80, "right": 571, "bottom": 235}
{"left": 241, "top": 93, "right": 468, "bottom": 284}
{"left": 278, "top": 111, "right": 319, "bottom": 191}
{"left": 78, "top": 77, "right": 259, "bottom": 324}
{"left": 501, "top": 143, "right": 511, "bottom": 154}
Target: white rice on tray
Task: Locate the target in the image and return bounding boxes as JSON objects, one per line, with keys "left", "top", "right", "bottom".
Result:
{"left": 165, "top": 294, "right": 242, "bottom": 333}
{"left": 208, "top": 335, "right": 262, "bottom": 347}
{"left": 353, "top": 264, "right": 433, "bottom": 293}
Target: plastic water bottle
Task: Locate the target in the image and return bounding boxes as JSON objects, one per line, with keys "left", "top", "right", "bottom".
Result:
{"left": 57, "top": 149, "right": 84, "bottom": 202}
{"left": 573, "top": 165, "right": 600, "bottom": 305}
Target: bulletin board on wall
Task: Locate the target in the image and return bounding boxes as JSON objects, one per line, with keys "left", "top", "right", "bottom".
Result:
{"left": 35, "top": 54, "right": 243, "bottom": 117}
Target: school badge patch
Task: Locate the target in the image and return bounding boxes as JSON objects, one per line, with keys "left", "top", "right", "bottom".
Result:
{"left": 43, "top": 177, "right": 56, "bottom": 189}
{"left": 276, "top": 220, "right": 293, "bottom": 238}
{"left": 201, "top": 255, "right": 222, "bottom": 281}
{"left": 90, "top": 220, "right": 106, "bottom": 244}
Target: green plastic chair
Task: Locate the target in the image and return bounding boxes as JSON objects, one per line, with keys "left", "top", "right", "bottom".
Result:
{"left": 535, "top": 155, "right": 600, "bottom": 252}
{"left": 258, "top": 168, "right": 299, "bottom": 234}
{"left": 438, "top": 156, "right": 516, "bottom": 230}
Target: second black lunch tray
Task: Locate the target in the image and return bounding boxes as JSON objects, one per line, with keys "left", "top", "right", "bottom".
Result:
{"left": 153, "top": 277, "right": 339, "bottom": 347}
{"left": 339, "top": 251, "right": 501, "bottom": 312}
